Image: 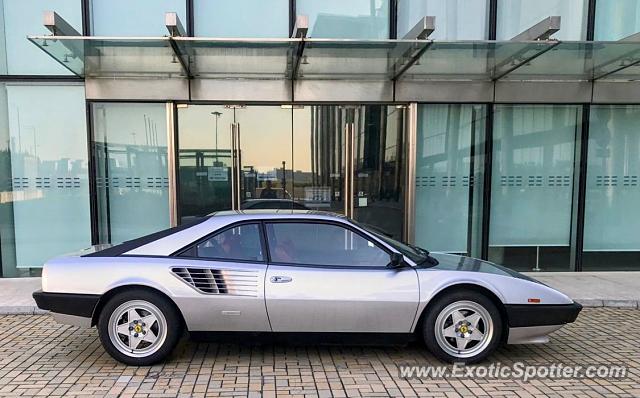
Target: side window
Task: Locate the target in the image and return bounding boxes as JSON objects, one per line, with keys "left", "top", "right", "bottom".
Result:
{"left": 266, "top": 222, "right": 389, "bottom": 267}
{"left": 192, "top": 224, "right": 264, "bottom": 262}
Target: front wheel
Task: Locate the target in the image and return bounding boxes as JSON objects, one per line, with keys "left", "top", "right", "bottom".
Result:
{"left": 98, "top": 289, "right": 183, "bottom": 366}
{"left": 423, "top": 290, "right": 502, "bottom": 364}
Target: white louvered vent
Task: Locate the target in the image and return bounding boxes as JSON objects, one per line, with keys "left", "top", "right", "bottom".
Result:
{"left": 171, "top": 267, "right": 258, "bottom": 296}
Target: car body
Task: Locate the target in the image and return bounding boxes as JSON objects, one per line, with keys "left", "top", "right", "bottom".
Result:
{"left": 33, "top": 210, "right": 582, "bottom": 365}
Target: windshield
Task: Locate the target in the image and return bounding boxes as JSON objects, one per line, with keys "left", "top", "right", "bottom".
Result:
{"left": 355, "top": 222, "right": 429, "bottom": 264}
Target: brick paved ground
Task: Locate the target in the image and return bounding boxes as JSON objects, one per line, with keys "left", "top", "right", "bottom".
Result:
{"left": 0, "top": 308, "right": 638, "bottom": 397}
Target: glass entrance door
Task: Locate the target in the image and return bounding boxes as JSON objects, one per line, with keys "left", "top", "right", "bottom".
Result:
{"left": 177, "top": 105, "right": 292, "bottom": 221}
{"left": 176, "top": 104, "right": 406, "bottom": 239}
{"left": 352, "top": 106, "right": 406, "bottom": 239}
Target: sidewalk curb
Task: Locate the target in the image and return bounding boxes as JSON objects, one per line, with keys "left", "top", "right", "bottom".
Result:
{"left": 0, "top": 306, "right": 48, "bottom": 315}
{"left": 575, "top": 299, "right": 639, "bottom": 308}
{"left": 0, "top": 300, "right": 638, "bottom": 315}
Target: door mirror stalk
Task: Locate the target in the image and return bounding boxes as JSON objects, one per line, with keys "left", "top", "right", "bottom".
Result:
{"left": 388, "top": 252, "right": 405, "bottom": 269}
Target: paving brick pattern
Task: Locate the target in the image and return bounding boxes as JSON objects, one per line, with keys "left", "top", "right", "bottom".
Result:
{"left": 0, "top": 308, "right": 638, "bottom": 397}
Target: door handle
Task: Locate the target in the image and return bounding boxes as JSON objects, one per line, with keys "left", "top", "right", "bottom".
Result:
{"left": 270, "top": 276, "right": 292, "bottom": 283}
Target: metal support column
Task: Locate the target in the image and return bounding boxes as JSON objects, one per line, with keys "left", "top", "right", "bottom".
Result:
{"left": 390, "top": 16, "right": 435, "bottom": 81}
{"left": 493, "top": 16, "right": 562, "bottom": 80}
{"left": 165, "top": 12, "right": 192, "bottom": 79}
{"left": 404, "top": 103, "right": 418, "bottom": 244}
{"left": 166, "top": 102, "right": 179, "bottom": 227}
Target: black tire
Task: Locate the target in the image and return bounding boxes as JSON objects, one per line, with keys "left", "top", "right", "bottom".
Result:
{"left": 423, "top": 290, "right": 502, "bottom": 364}
{"left": 97, "top": 289, "right": 183, "bottom": 366}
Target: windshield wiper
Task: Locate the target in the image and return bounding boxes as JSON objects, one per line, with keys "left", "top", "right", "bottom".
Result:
{"left": 408, "top": 244, "right": 439, "bottom": 266}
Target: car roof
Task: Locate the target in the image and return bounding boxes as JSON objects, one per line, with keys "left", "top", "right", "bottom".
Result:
{"left": 115, "top": 210, "right": 351, "bottom": 257}
{"left": 210, "top": 209, "right": 347, "bottom": 220}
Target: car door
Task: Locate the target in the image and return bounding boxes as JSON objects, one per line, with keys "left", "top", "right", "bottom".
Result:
{"left": 264, "top": 220, "right": 420, "bottom": 333}
{"left": 171, "top": 222, "right": 271, "bottom": 332}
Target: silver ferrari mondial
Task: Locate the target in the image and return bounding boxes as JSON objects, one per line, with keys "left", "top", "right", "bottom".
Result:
{"left": 34, "top": 211, "right": 581, "bottom": 365}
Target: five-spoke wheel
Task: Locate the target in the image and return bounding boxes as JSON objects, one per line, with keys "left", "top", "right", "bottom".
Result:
{"left": 98, "top": 289, "right": 182, "bottom": 366}
{"left": 108, "top": 300, "right": 167, "bottom": 357}
{"left": 423, "top": 290, "right": 502, "bottom": 363}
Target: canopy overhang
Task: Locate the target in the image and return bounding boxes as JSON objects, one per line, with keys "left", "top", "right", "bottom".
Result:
{"left": 28, "top": 36, "right": 640, "bottom": 83}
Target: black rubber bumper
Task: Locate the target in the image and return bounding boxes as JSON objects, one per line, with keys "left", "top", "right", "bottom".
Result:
{"left": 505, "top": 302, "right": 583, "bottom": 327}
{"left": 32, "top": 290, "right": 100, "bottom": 318}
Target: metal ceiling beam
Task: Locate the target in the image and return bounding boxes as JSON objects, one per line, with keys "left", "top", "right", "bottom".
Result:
{"left": 592, "top": 30, "right": 640, "bottom": 80}
{"left": 390, "top": 16, "right": 435, "bottom": 81}
{"left": 288, "top": 15, "right": 308, "bottom": 80}
{"left": 165, "top": 12, "right": 192, "bottom": 79}
{"left": 493, "top": 16, "right": 561, "bottom": 80}
{"left": 402, "top": 16, "right": 435, "bottom": 40}
{"left": 44, "top": 11, "right": 80, "bottom": 36}
{"left": 41, "top": 11, "right": 83, "bottom": 76}
{"left": 165, "top": 12, "right": 186, "bottom": 37}
{"left": 619, "top": 32, "right": 640, "bottom": 42}
{"left": 510, "top": 16, "right": 561, "bottom": 41}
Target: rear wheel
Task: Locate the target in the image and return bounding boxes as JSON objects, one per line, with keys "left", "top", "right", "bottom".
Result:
{"left": 98, "top": 289, "right": 183, "bottom": 366}
{"left": 423, "top": 290, "right": 502, "bottom": 364}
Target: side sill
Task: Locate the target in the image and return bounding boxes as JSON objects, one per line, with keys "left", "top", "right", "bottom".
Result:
{"left": 189, "top": 331, "right": 416, "bottom": 346}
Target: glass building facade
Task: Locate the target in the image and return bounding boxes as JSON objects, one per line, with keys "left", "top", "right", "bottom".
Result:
{"left": 2, "top": 0, "right": 640, "bottom": 277}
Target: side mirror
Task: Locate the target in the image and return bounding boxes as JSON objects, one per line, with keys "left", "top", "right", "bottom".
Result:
{"left": 388, "top": 252, "right": 405, "bottom": 268}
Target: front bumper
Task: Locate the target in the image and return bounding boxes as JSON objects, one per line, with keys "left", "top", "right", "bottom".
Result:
{"left": 32, "top": 290, "right": 100, "bottom": 318}
{"left": 505, "top": 302, "right": 583, "bottom": 328}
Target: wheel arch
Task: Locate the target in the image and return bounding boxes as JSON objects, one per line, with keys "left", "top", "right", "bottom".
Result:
{"left": 413, "top": 283, "right": 509, "bottom": 343}
{"left": 91, "top": 284, "right": 186, "bottom": 329}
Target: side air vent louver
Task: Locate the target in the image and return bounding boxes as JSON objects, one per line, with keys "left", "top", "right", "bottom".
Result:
{"left": 171, "top": 267, "right": 259, "bottom": 296}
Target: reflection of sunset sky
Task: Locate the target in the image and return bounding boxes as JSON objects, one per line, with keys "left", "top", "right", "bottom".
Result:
{"left": 178, "top": 106, "right": 312, "bottom": 173}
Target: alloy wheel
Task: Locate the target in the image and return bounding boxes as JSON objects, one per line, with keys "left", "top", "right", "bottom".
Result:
{"left": 434, "top": 300, "right": 493, "bottom": 359}
{"left": 107, "top": 300, "right": 168, "bottom": 358}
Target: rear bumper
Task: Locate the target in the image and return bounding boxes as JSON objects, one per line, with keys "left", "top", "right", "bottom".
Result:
{"left": 32, "top": 290, "right": 100, "bottom": 319}
{"left": 505, "top": 302, "right": 583, "bottom": 328}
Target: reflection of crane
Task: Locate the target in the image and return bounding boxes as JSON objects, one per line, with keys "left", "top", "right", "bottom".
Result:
{"left": 211, "top": 111, "right": 222, "bottom": 164}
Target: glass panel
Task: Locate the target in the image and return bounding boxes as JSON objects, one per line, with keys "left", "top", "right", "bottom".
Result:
{"left": 414, "top": 104, "right": 486, "bottom": 256}
{"left": 0, "top": 84, "right": 90, "bottom": 277}
{"left": 496, "top": 0, "right": 588, "bottom": 40}
{"left": 353, "top": 106, "right": 405, "bottom": 240}
{"left": 296, "top": 0, "right": 389, "bottom": 39}
{"left": 404, "top": 41, "right": 555, "bottom": 81}
{"left": 235, "top": 106, "right": 293, "bottom": 207}
{"left": 583, "top": 105, "right": 640, "bottom": 270}
{"left": 1, "top": 0, "right": 82, "bottom": 75}
{"left": 177, "top": 105, "right": 233, "bottom": 221}
{"left": 195, "top": 224, "right": 263, "bottom": 261}
{"left": 500, "top": 41, "right": 640, "bottom": 81}
{"left": 595, "top": 0, "right": 640, "bottom": 41}
{"left": 489, "top": 105, "right": 581, "bottom": 272}
{"left": 90, "top": 0, "right": 187, "bottom": 36}
{"left": 397, "top": 0, "right": 488, "bottom": 40}
{"left": 299, "top": 40, "right": 415, "bottom": 80}
{"left": 27, "top": 37, "right": 183, "bottom": 78}
{"left": 292, "top": 106, "right": 347, "bottom": 214}
{"left": 174, "top": 38, "right": 297, "bottom": 79}
{"left": 93, "top": 103, "right": 170, "bottom": 244}
{"left": 266, "top": 222, "right": 389, "bottom": 266}
{"left": 194, "top": 0, "right": 289, "bottom": 38}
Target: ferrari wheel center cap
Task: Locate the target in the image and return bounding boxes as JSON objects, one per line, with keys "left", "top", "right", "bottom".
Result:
{"left": 133, "top": 324, "right": 143, "bottom": 333}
